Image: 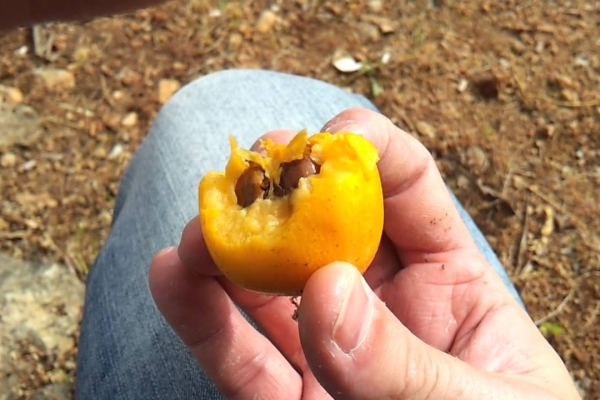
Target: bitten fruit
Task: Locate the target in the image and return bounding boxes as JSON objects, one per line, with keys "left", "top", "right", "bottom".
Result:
{"left": 198, "top": 129, "right": 384, "bottom": 296}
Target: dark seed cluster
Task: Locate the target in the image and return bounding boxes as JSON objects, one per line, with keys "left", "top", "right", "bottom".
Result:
{"left": 234, "top": 154, "right": 320, "bottom": 207}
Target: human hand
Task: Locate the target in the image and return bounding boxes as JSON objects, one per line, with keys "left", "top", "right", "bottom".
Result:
{"left": 149, "top": 108, "right": 580, "bottom": 399}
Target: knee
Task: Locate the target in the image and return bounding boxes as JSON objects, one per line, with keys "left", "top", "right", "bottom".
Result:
{"left": 162, "top": 69, "right": 282, "bottom": 110}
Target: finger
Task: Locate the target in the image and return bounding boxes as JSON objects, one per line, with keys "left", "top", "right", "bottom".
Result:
{"left": 149, "top": 247, "right": 301, "bottom": 399}
{"left": 362, "top": 234, "right": 399, "bottom": 294}
{"left": 250, "top": 129, "right": 297, "bottom": 151}
{"left": 178, "top": 218, "right": 221, "bottom": 276}
{"left": 299, "top": 262, "right": 554, "bottom": 400}
{"left": 177, "top": 129, "right": 296, "bottom": 272}
{"left": 321, "top": 108, "right": 477, "bottom": 261}
{"left": 218, "top": 278, "right": 310, "bottom": 372}
{"left": 249, "top": 127, "right": 401, "bottom": 290}
{"left": 178, "top": 216, "right": 309, "bottom": 370}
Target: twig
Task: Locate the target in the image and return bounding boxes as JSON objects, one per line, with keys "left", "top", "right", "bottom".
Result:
{"left": 535, "top": 286, "right": 576, "bottom": 326}
{"left": 501, "top": 164, "right": 515, "bottom": 198}
{"left": 583, "top": 301, "right": 600, "bottom": 330}
{"left": 514, "top": 197, "right": 531, "bottom": 276}
{"left": 41, "top": 232, "right": 88, "bottom": 283}
{"left": 0, "top": 230, "right": 28, "bottom": 239}
{"left": 535, "top": 270, "right": 600, "bottom": 326}
{"left": 527, "top": 185, "right": 600, "bottom": 254}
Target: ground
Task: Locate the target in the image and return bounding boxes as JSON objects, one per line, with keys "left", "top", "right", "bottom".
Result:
{"left": 0, "top": 0, "right": 598, "bottom": 398}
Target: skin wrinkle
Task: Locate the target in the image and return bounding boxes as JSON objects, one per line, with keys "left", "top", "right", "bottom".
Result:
{"left": 186, "top": 318, "right": 227, "bottom": 353}
{"left": 222, "top": 349, "right": 271, "bottom": 399}
{"left": 451, "top": 302, "right": 539, "bottom": 375}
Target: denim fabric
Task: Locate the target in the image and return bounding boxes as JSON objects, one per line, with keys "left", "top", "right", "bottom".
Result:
{"left": 75, "top": 69, "right": 523, "bottom": 400}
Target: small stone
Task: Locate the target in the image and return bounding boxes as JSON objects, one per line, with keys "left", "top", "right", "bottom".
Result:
{"left": 1, "top": 152, "right": 17, "bottom": 167}
{"left": 121, "top": 112, "right": 138, "bottom": 127}
{"left": 416, "top": 121, "right": 436, "bottom": 138}
{"left": 172, "top": 62, "right": 186, "bottom": 72}
{"left": 457, "top": 174, "right": 471, "bottom": 190}
{"left": 332, "top": 52, "right": 363, "bottom": 73}
{"left": 561, "top": 89, "right": 579, "bottom": 102}
{"left": 457, "top": 78, "right": 469, "bottom": 92}
{"left": 33, "top": 68, "right": 76, "bottom": 91}
{"left": 356, "top": 22, "right": 380, "bottom": 42}
{"left": 108, "top": 144, "right": 124, "bottom": 160}
{"left": 118, "top": 68, "right": 141, "bottom": 86}
{"left": 0, "top": 254, "right": 84, "bottom": 397}
{"left": 513, "top": 175, "right": 528, "bottom": 190}
{"left": 256, "top": 10, "right": 279, "bottom": 33}
{"left": 541, "top": 206, "right": 555, "bottom": 237}
{"left": 22, "top": 159, "right": 37, "bottom": 171}
{"left": 363, "top": 16, "right": 398, "bottom": 34}
{"left": 112, "top": 90, "right": 125, "bottom": 100}
{"left": 574, "top": 55, "right": 589, "bottom": 67}
{"left": 0, "top": 85, "right": 24, "bottom": 104}
{"left": 367, "top": 0, "right": 383, "bottom": 12}
{"left": 158, "top": 79, "right": 181, "bottom": 104}
{"left": 0, "top": 104, "right": 42, "bottom": 147}
{"left": 465, "top": 145, "right": 488, "bottom": 172}
{"left": 511, "top": 39, "right": 526, "bottom": 55}
{"left": 229, "top": 33, "right": 243, "bottom": 50}
{"left": 72, "top": 46, "right": 91, "bottom": 62}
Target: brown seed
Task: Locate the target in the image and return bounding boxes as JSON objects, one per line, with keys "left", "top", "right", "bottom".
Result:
{"left": 235, "top": 162, "right": 270, "bottom": 207}
{"left": 279, "top": 156, "right": 319, "bottom": 192}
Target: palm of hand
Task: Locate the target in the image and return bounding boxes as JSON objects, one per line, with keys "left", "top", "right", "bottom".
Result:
{"left": 150, "top": 109, "right": 579, "bottom": 399}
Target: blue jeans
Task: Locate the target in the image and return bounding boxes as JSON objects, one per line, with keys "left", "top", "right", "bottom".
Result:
{"left": 75, "top": 70, "right": 523, "bottom": 399}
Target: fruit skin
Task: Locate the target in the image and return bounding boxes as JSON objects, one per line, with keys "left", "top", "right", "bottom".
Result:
{"left": 198, "top": 130, "right": 384, "bottom": 296}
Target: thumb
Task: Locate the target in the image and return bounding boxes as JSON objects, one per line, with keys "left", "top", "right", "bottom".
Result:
{"left": 297, "top": 263, "right": 536, "bottom": 400}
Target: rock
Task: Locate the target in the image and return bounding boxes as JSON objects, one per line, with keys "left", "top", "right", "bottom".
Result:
{"left": 457, "top": 78, "right": 469, "bottom": 92}
{"left": 0, "top": 253, "right": 84, "bottom": 400}
{"left": 229, "top": 33, "right": 243, "bottom": 50}
{"left": 457, "top": 174, "right": 471, "bottom": 190}
{"left": 108, "top": 143, "right": 125, "bottom": 160}
{"left": 0, "top": 85, "right": 24, "bottom": 104}
{"left": 416, "top": 121, "right": 436, "bottom": 138}
{"left": 0, "top": 103, "right": 43, "bottom": 147}
{"left": 362, "top": 15, "right": 398, "bottom": 34}
{"left": 465, "top": 145, "right": 488, "bottom": 172}
{"left": 332, "top": 50, "right": 364, "bottom": 73}
{"left": 22, "top": 159, "right": 37, "bottom": 171}
{"left": 367, "top": 0, "right": 384, "bottom": 12}
{"left": 0, "top": 152, "right": 17, "bottom": 167}
{"left": 33, "top": 68, "right": 76, "bottom": 92}
{"left": 121, "top": 112, "right": 138, "bottom": 127}
{"left": 158, "top": 79, "right": 181, "bottom": 104}
{"left": 72, "top": 46, "right": 91, "bottom": 62}
{"left": 256, "top": 10, "right": 279, "bottom": 33}
{"left": 356, "top": 22, "right": 380, "bottom": 42}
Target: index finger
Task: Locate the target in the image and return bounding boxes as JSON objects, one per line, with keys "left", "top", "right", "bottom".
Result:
{"left": 321, "top": 108, "right": 478, "bottom": 260}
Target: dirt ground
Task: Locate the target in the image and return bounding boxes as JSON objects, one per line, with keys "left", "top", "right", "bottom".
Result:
{"left": 1, "top": 0, "right": 599, "bottom": 398}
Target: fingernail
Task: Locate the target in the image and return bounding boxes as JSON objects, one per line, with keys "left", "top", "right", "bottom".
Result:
{"left": 323, "top": 120, "right": 364, "bottom": 135}
{"left": 332, "top": 270, "right": 374, "bottom": 354}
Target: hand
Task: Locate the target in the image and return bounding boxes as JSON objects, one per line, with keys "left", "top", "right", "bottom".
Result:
{"left": 149, "top": 108, "right": 580, "bottom": 399}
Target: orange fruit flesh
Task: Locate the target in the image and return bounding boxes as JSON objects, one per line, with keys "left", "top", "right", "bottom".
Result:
{"left": 198, "top": 130, "right": 384, "bottom": 296}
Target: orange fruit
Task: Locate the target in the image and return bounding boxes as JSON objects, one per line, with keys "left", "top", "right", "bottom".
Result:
{"left": 198, "top": 129, "right": 384, "bottom": 296}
